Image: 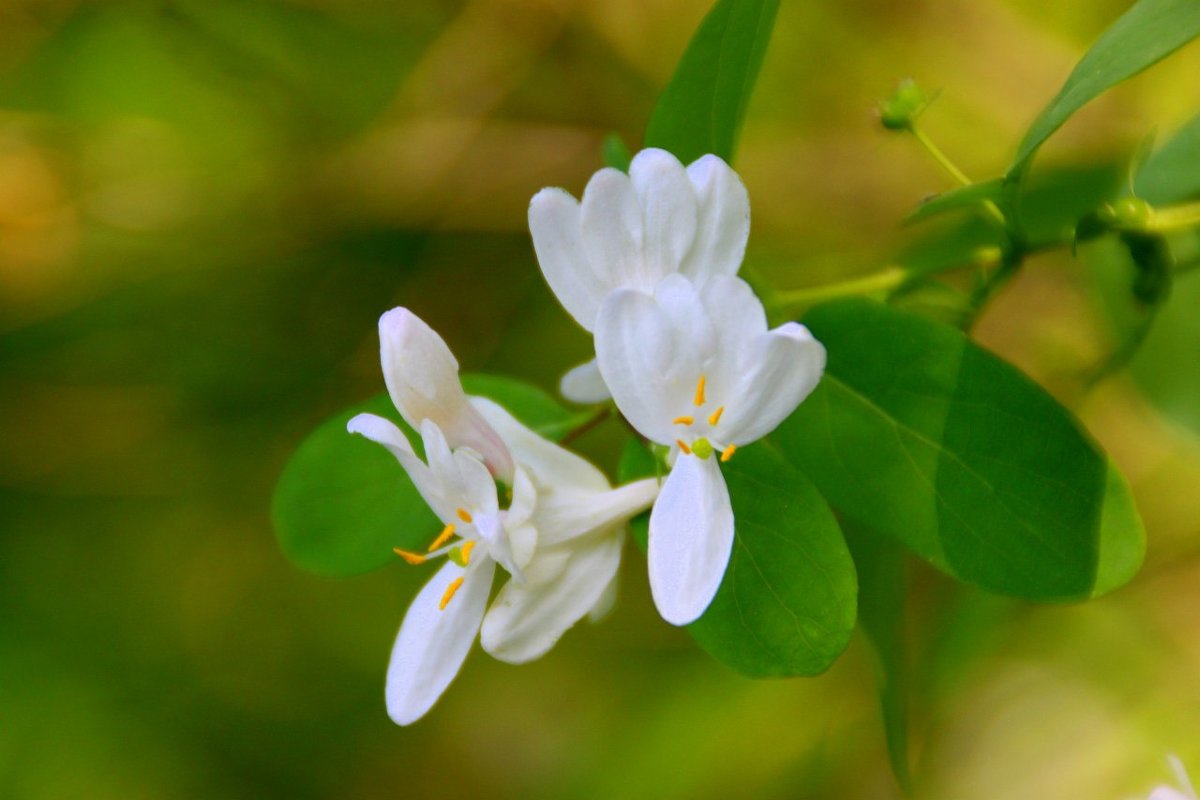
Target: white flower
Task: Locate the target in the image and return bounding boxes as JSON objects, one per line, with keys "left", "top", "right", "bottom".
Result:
{"left": 377, "top": 306, "right": 515, "bottom": 481}
{"left": 529, "top": 148, "right": 750, "bottom": 403}
{"left": 594, "top": 273, "right": 826, "bottom": 625}
{"left": 348, "top": 307, "right": 658, "bottom": 724}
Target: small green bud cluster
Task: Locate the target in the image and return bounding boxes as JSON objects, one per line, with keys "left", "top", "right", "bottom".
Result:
{"left": 879, "top": 79, "right": 927, "bottom": 131}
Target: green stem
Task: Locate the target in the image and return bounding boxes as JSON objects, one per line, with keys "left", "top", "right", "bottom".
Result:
{"left": 770, "top": 267, "right": 908, "bottom": 314}
{"left": 910, "top": 124, "right": 1007, "bottom": 228}
{"left": 1149, "top": 200, "right": 1200, "bottom": 233}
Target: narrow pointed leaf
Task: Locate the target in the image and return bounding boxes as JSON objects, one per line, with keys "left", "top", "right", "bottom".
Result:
{"left": 1010, "top": 0, "right": 1200, "bottom": 175}
{"left": 905, "top": 178, "right": 1004, "bottom": 225}
{"left": 643, "top": 0, "right": 780, "bottom": 164}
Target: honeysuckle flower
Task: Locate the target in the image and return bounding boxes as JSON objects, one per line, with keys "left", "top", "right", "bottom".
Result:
{"left": 377, "top": 306, "right": 515, "bottom": 481}
{"left": 594, "top": 273, "right": 825, "bottom": 625}
{"left": 348, "top": 307, "right": 658, "bottom": 724}
{"left": 529, "top": 147, "right": 750, "bottom": 403}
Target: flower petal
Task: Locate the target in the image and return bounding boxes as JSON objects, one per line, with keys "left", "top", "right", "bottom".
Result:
{"left": 587, "top": 567, "right": 620, "bottom": 622}
{"left": 531, "top": 477, "right": 659, "bottom": 547}
{"left": 721, "top": 322, "right": 826, "bottom": 445}
{"left": 385, "top": 559, "right": 494, "bottom": 725}
{"left": 594, "top": 288, "right": 693, "bottom": 443}
{"left": 347, "top": 413, "right": 449, "bottom": 521}
{"left": 559, "top": 358, "right": 611, "bottom": 404}
{"left": 682, "top": 155, "right": 750, "bottom": 282}
{"left": 470, "top": 397, "right": 609, "bottom": 493}
{"left": 480, "top": 533, "right": 622, "bottom": 664}
{"left": 378, "top": 308, "right": 513, "bottom": 480}
{"left": 529, "top": 188, "right": 608, "bottom": 330}
{"left": 1147, "top": 790, "right": 1193, "bottom": 800}
{"left": 629, "top": 148, "right": 698, "bottom": 281}
{"left": 648, "top": 454, "right": 734, "bottom": 626}
{"left": 420, "top": 419, "right": 498, "bottom": 521}
{"left": 580, "top": 166, "right": 642, "bottom": 283}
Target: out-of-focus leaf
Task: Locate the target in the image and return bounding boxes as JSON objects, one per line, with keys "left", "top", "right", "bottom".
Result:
{"left": 273, "top": 374, "right": 581, "bottom": 577}
{"left": 619, "top": 440, "right": 857, "bottom": 677}
{"left": 1128, "top": 268, "right": 1200, "bottom": 436}
{"left": 905, "top": 179, "right": 1004, "bottom": 225}
{"left": 602, "top": 133, "right": 633, "bottom": 172}
{"left": 773, "top": 299, "right": 1143, "bottom": 600}
{"left": 1093, "top": 461, "right": 1146, "bottom": 597}
{"left": 844, "top": 523, "right": 912, "bottom": 794}
{"left": 643, "top": 0, "right": 780, "bottom": 164}
{"left": 1136, "top": 112, "right": 1200, "bottom": 204}
{"left": 1010, "top": 0, "right": 1200, "bottom": 175}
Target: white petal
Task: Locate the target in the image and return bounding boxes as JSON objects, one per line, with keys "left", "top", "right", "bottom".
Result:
{"left": 531, "top": 477, "right": 659, "bottom": 547}
{"left": 419, "top": 420, "right": 498, "bottom": 522}
{"left": 378, "top": 307, "right": 514, "bottom": 480}
{"left": 580, "top": 167, "right": 647, "bottom": 290}
{"left": 347, "top": 413, "right": 449, "bottom": 521}
{"left": 682, "top": 155, "right": 750, "bottom": 282}
{"left": 648, "top": 454, "right": 734, "bottom": 626}
{"left": 505, "top": 465, "right": 537, "bottom": 530}
{"left": 529, "top": 188, "right": 607, "bottom": 330}
{"left": 629, "top": 148, "right": 698, "bottom": 280}
{"left": 653, "top": 274, "right": 717, "bottom": 363}
{"left": 560, "top": 358, "right": 611, "bottom": 404}
{"left": 1147, "top": 790, "right": 1193, "bottom": 800}
{"left": 587, "top": 566, "right": 620, "bottom": 622}
{"left": 700, "top": 274, "right": 767, "bottom": 351}
{"left": 721, "top": 322, "right": 826, "bottom": 445}
{"left": 385, "top": 559, "right": 494, "bottom": 725}
{"left": 470, "top": 397, "right": 609, "bottom": 493}
{"left": 480, "top": 534, "right": 622, "bottom": 664}
{"left": 594, "top": 288, "right": 692, "bottom": 444}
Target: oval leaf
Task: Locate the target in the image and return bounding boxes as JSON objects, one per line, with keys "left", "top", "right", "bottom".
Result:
{"left": 1010, "top": 0, "right": 1200, "bottom": 175}
{"left": 774, "top": 299, "right": 1144, "bottom": 600}
{"left": 621, "top": 440, "right": 858, "bottom": 677}
{"left": 643, "top": 0, "right": 780, "bottom": 164}
{"left": 273, "top": 374, "right": 584, "bottom": 577}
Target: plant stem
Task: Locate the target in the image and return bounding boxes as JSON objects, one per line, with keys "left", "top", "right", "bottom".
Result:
{"left": 770, "top": 266, "right": 908, "bottom": 314}
{"left": 910, "top": 124, "right": 1007, "bottom": 228}
{"left": 560, "top": 406, "right": 611, "bottom": 446}
{"left": 1150, "top": 200, "right": 1200, "bottom": 232}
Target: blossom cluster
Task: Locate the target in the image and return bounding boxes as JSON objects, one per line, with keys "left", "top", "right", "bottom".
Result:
{"left": 351, "top": 148, "right": 826, "bottom": 724}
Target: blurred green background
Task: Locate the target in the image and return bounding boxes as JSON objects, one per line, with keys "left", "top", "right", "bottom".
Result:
{"left": 2, "top": 1, "right": 1200, "bottom": 797}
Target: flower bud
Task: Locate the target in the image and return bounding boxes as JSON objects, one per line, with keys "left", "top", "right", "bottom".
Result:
{"left": 879, "top": 79, "right": 927, "bottom": 131}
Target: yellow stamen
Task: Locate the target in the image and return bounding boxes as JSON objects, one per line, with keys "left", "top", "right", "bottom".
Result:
{"left": 439, "top": 577, "right": 465, "bottom": 610}
{"left": 676, "top": 439, "right": 692, "bottom": 456}
{"left": 672, "top": 415, "right": 694, "bottom": 426}
{"left": 720, "top": 444, "right": 737, "bottom": 462}
{"left": 693, "top": 375, "right": 706, "bottom": 407}
{"left": 428, "top": 523, "right": 455, "bottom": 552}
{"left": 708, "top": 406, "right": 725, "bottom": 426}
{"left": 456, "top": 507, "right": 473, "bottom": 524}
{"left": 393, "top": 548, "right": 427, "bottom": 565}
{"left": 460, "top": 540, "right": 476, "bottom": 565}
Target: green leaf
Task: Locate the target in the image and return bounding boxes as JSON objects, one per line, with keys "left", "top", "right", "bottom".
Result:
{"left": 1127, "top": 268, "right": 1200, "bottom": 436}
{"left": 620, "top": 440, "right": 858, "bottom": 677}
{"left": 272, "top": 374, "right": 581, "bottom": 577}
{"left": 602, "top": 133, "right": 633, "bottom": 173}
{"left": 643, "top": 0, "right": 780, "bottom": 164}
{"left": 844, "top": 523, "right": 912, "bottom": 794}
{"left": 773, "top": 299, "right": 1144, "bottom": 599}
{"left": 905, "top": 178, "right": 1004, "bottom": 225}
{"left": 1136, "top": 112, "right": 1200, "bottom": 204}
{"left": 1010, "top": 0, "right": 1200, "bottom": 176}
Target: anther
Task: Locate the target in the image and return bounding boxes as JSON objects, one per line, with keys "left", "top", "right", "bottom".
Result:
{"left": 720, "top": 444, "right": 737, "bottom": 462}
{"left": 456, "top": 507, "right": 473, "bottom": 524}
{"left": 428, "top": 523, "right": 455, "bottom": 552}
{"left": 708, "top": 406, "right": 724, "bottom": 426}
{"left": 439, "top": 577, "right": 465, "bottom": 610}
{"left": 676, "top": 439, "right": 692, "bottom": 456}
{"left": 460, "top": 540, "right": 475, "bottom": 565}
{"left": 393, "top": 548, "right": 427, "bottom": 565}
{"left": 673, "top": 415, "right": 694, "bottom": 426}
{"left": 693, "top": 375, "right": 706, "bottom": 407}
